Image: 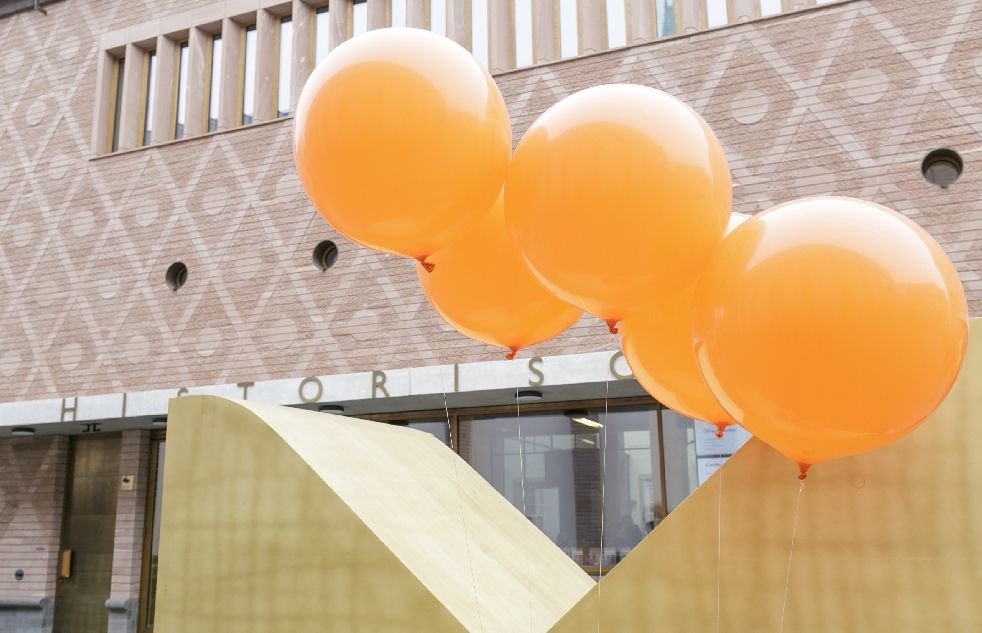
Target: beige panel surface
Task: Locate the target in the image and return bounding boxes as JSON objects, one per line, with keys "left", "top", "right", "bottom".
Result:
{"left": 156, "top": 396, "right": 593, "bottom": 632}
{"left": 550, "top": 317, "right": 982, "bottom": 632}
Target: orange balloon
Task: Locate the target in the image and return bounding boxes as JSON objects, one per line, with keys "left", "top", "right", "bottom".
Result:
{"left": 418, "top": 197, "right": 582, "bottom": 358}
{"left": 505, "top": 84, "right": 731, "bottom": 330}
{"left": 294, "top": 28, "right": 511, "bottom": 264}
{"left": 692, "top": 197, "right": 969, "bottom": 473}
{"left": 620, "top": 213, "right": 750, "bottom": 437}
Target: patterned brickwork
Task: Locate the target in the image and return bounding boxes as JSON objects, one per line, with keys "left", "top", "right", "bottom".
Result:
{"left": 0, "top": 436, "right": 67, "bottom": 597}
{"left": 109, "top": 430, "right": 148, "bottom": 598}
{"left": 0, "top": 0, "right": 979, "bottom": 404}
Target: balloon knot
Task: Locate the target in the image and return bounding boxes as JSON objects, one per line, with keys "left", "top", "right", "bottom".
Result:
{"left": 714, "top": 424, "right": 726, "bottom": 439}
{"left": 606, "top": 319, "right": 619, "bottom": 334}
{"left": 419, "top": 258, "right": 435, "bottom": 273}
{"left": 797, "top": 463, "right": 811, "bottom": 481}
{"left": 505, "top": 347, "right": 518, "bottom": 361}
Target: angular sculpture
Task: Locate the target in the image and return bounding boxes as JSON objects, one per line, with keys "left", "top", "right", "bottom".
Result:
{"left": 155, "top": 397, "right": 594, "bottom": 632}
{"left": 549, "top": 318, "right": 982, "bottom": 632}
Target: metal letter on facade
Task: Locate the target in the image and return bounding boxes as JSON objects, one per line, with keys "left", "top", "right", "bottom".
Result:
{"left": 298, "top": 377, "right": 323, "bottom": 403}
{"left": 609, "top": 351, "right": 633, "bottom": 380}
{"left": 528, "top": 357, "right": 545, "bottom": 387}
{"left": 237, "top": 382, "right": 255, "bottom": 399}
{"left": 372, "top": 370, "right": 390, "bottom": 398}
{"left": 176, "top": 387, "right": 188, "bottom": 397}
{"left": 61, "top": 398, "right": 78, "bottom": 422}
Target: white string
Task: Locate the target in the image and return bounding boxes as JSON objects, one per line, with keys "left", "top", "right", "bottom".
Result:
{"left": 516, "top": 385, "right": 533, "bottom": 633}
{"left": 441, "top": 374, "right": 484, "bottom": 633}
{"left": 778, "top": 480, "right": 806, "bottom": 633}
{"left": 596, "top": 380, "right": 609, "bottom": 633}
{"left": 716, "top": 455, "right": 723, "bottom": 633}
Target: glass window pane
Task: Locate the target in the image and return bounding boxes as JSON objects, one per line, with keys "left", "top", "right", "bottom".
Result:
{"left": 111, "top": 58, "right": 124, "bottom": 152}
{"left": 242, "top": 25, "right": 257, "bottom": 124}
{"left": 515, "top": 0, "right": 532, "bottom": 67}
{"left": 353, "top": 0, "right": 368, "bottom": 36}
{"left": 606, "top": 0, "right": 626, "bottom": 48}
{"left": 391, "top": 0, "right": 407, "bottom": 27}
{"left": 315, "top": 6, "right": 331, "bottom": 64}
{"left": 707, "top": 0, "right": 728, "bottom": 27}
{"left": 142, "top": 51, "right": 157, "bottom": 146}
{"left": 174, "top": 42, "right": 189, "bottom": 139}
{"left": 146, "top": 440, "right": 166, "bottom": 628}
{"left": 278, "top": 17, "right": 293, "bottom": 117}
{"left": 471, "top": 0, "right": 488, "bottom": 68}
{"left": 760, "top": 0, "right": 782, "bottom": 16}
{"left": 459, "top": 406, "right": 662, "bottom": 571}
{"left": 389, "top": 420, "right": 451, "bottom": 446}
{"left": 559, "top": 0, "right": 578, "bottom": 59}
{"left": 656, "top": 0, "right": 677, "bottom": 37}
{"left": 429, "top": 0, "right": 446, "bottom": 36}
{"left": 208, "top": 36, "right": 222, "bottom": 132}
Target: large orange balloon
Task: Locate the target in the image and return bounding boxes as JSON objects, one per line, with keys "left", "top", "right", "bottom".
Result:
{"left": 294, "top": 28, "right": 511, "bottom": 264}
{"left": 505, "top": 84, "right": 731, "bottom": 330}
{"left": 620, "top": 213, "right": 750, "bottom": 437}
{"left": 692, "top": 197, "right": 969, "bottom": 474}
{"left": 418, "top": 197, "right": 582, "bottom": 358}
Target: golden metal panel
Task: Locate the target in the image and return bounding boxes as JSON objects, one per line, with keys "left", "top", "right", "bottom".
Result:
{"left": 156, "top": 396, "right": 593, "bottom": 632}
{"left": 550, "top": 317, "right": 982, "bottom": 632}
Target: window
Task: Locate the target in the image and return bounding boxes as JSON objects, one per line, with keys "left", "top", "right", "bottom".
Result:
{"left": 140, "top": 438, "right": 166, "bottom": 630}
{"left": 389, "top": 419, "right": 450, "bottom": 446}
{"left": 141, "top": 51, "right": 157, "bottom": 146}
{"left": 390, "top": 0, "right": 406, "bottom": 27}
{"left": 277, "top": 17, "right": 293, "bottom": 118}
{"left": 656, "top": 0, "right": 676, "bottom": 37}
{"left": 559, "top": 0, "right": 578, "bottom": 58}
{"left": 241, "top": 25, "right": 257, "bottom": 124}
{"left": 707, "top": 0, "right": 728, "bottom": 27}
{"left": 515, "top": 0, "right": 532, "bottom": 67}
{"left": 352, "top": 0, "right": 368, "bottom": 36}
{"left": 315, "top": 6, "right": 331, "bottom": 64}
{"left": 173, "top": 42, "right": 189, "bottom": 139}
{"left": 606, "top": 0, "right": 627, "bottom": 48}
{"left": 760, "top": 0, "right": 782, "bottom": 16}
{"left": 109, "top": 57, "right": 125, "bottom": 152}
{"left": 429, "top": 0, "right": 446, "bottom": 36}
{"left": 207, "top": 35, "right": 222, "bottom": 132}
{"left": 471, "top": 0, "right": 488, "bottom": 68}
{"left": 922, "top": 149, "right": 963, "bottom": 188}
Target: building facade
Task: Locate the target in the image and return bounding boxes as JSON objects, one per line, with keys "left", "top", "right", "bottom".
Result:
{"left": 0, "top": 0, "right": 979, "bottom": 631}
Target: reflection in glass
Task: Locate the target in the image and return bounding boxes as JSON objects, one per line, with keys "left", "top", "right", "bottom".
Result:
{"left": 460, "top": 407, "right": 664, "bottom": 570}
{"left": 353, "top": 0, "right": 368, "bottom": 37}
{"left": 707, "top": 0, "right": 728, "bottom": 27}
{"left": 391, "top": 419, "right": 451, "bottom": 446}
{"left": 278, "top": 17, "right": 293, "bottom": 118}
{"left": 208, "top": 35, "right": 222, "bottom": 132}
{"left": 142, "top": 51, "right": 157, "bottom": 146}
{"left": 559, "top": 0, "right": 578, "bottom": 58}
{"left": 146, "top": 440, "right": 166, "bottom": 628}
{"left": 430, "top": 0, "right": 446, "bottom": 36}
{"left": 111, "top": 58, "right": 125, "bottom": 152}
{"left": 242, "top": 25, "right": 257, "bottom": 124}
{"left": 656, "top": 0, "right": 677, "bottom": 38}
{"left": 471, "top": 0, "right": 488, "bottom": 68}
{"left": 391, "top": 0, "right": 407, "bottom": 27}
{"left": 606, "top": 0, "right": 627, "bottom": 48}
{"left": 759, "top": 0, "right": 782, "bottom": 16}
{"left": 515, "top": 0, "right": 532, "bottom": 67}
{"left": 315, "top": 6, "right": 331, "bottom": 64}
{"left": 174, "top": 42, "right": 189, "bottom": 139}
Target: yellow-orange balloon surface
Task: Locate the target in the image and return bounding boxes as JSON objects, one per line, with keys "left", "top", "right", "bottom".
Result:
{"left": 620, "top": 213, "right": 750, "bottom": 434}
{"left": 294, "top": 28, "right": 512, "bottom": 262}
{"left": 692, "top": 197, "right": 969, "bottom": 467}
{"left": 505, "top": 84, "right": 731, "bottom": 328}
{"left": 418, "top": 197, "right": 582, "bottom": 358}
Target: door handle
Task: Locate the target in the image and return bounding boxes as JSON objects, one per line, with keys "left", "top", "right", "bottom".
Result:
{"left": 58, "top": 550, "right": 72, "bottom": 579}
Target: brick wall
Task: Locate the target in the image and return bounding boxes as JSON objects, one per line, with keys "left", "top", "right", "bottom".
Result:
{"left": 109, "top": 430, "right": 148, "bottom": 598}
{"left": 0, "top": 0, "right": 978, "bottom": 404}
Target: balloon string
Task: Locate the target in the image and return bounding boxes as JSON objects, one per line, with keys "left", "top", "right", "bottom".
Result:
{"left": 516, "top": 386, "right": 533, "bottom": 633}
{"left": 597, "top": 380, "right": 609, "bottom": 633}
{"left": 716, "top": 453, "right": 724, "bottom": 633}
{"left": 441, "top": 372, "right": 484, "bottom": 633}
{"left": 778, "top": 479, "right": 806, "bottom": 633}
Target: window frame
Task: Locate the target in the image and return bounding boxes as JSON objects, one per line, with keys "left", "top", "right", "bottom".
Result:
{"left": 107, "top": 55, "right": 125, "bottom": 153}
{"left": 172, "top": 40, "right": 190, "bottom": 139}
{"left": 238, "top": 23, "right": 258, "bottom": 125}
{"left": 139, "top": 49, "right": 157, "bottom": 147}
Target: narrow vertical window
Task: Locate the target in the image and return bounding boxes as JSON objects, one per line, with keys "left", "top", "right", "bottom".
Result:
{"left": 315, "top": 6, "right": 331, "bottom": 64}
{"left": 471, "top": 0, "right": 488, "bottom": 68}
{"left": 241, "top": 25, "right": 257, "bottom": 124}
{"left": 759, "top": 0, "right": 782, "bottom": 16}
{"left": 142, "top": 51, "right": 157, "bottom": 146}
{"left": 515, "top": 0, "right": 532, "bottom": 67}
{"left": 559, "top": 0, "right": 578, "bottom": 58}
{"left": 429, "top": 0, "right": 446, "bottom": 36}
{"left": 208, "top": 35, "right": 222, "bottom": 132}
{"left": 606, "top": 0, "right": 627, "bottom": 48}
{"left": 656, "top": 0, "right": 677, "bottom": 37}
{"left": 352, "top": 0, "right": 368, "bottom": 36}
{"left": 109, "top": 57, "right": 125, "bottom": 152}
{"left": 277, "top": 17, "right": 293, "bottom": 118}
{"left": 391, "top": 0, "right": 406, "bottom": 27}
{"left": 173, "top": 42, "right": 189, "bottom": 139}
{"left": 706, "top": 0, "right": 728, "bottom": 27}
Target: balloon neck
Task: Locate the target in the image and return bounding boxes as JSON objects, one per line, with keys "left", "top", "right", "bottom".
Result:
{"left": 714, "top": 423, "right": 726, "bottom": 439}
{"left": 797, "top": 462, "right": 811, "bottom": 481}
{"left": 605, "top": 319, "right": 619, "bottom": 334}
{"left": 418, "top": 258, "right": 435, "bottom": 273}
{"left": 505, "top": 347, "right": 519, "bottom": 361}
